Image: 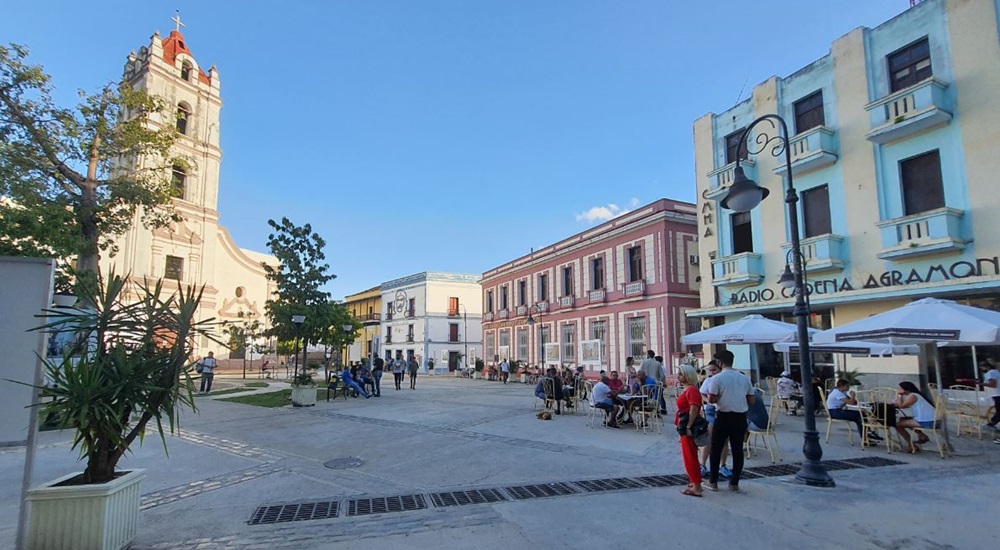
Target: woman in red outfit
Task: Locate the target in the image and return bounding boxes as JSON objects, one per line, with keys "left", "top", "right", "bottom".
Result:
{"left": 675, "top": 364, "right": 703, "bottom": 497}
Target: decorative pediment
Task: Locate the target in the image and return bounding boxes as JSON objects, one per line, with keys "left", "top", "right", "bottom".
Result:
{"left": 218, "top": 295, "right": 261, "bottom": 320}
{"left": 152, "top": 219, "right": 203, "bottom": 245}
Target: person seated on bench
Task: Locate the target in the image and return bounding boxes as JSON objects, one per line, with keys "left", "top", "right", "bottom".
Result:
{"left": 340, "top": 367, "right": 370, "bottom": 399}
{"left": 260, "top": 360, "right": 272, "bottom": 379}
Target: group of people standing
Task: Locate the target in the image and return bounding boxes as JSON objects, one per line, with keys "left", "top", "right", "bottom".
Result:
{"left": 337, "top": 351, "right": 421, "bottom": 398}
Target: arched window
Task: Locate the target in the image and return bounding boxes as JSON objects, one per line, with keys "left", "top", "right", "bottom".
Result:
{"left": 180, "top": 61, "right": 192, "bottom": 82}
{"left": 172, "top": 165, "right": 187, "bottom": 198}
{"left": 176, "top": 103, "right": 190, "bottom": 135}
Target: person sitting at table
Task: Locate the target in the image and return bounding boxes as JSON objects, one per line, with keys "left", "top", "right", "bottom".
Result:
{"left": 593, "top": 375, "right": 621, "bottom": 428}
{"left": 534, "top": 368, "right": 568, "bottom": 414}
{"left": 340, "top": 366, "right": 370, "bottom": 399}
{"left": 895, "top": 381, "right": 934, "bottom": 452}
{"left": 827, "top": 379, "right": 882, "bottom": 440}
{"left": 776, "top": 370, "right": 803, "bottom": 415}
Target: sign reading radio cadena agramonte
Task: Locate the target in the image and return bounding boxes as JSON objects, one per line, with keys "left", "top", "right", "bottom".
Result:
{"left": 727, "top": 256, "right": 1000, "bottom": 306}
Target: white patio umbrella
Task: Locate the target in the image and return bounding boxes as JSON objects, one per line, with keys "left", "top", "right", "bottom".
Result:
{"left": 682, "top": 315, "right": 817, "bottom": 382}
{"left": 681, "top": 314, "right": 815, "bottom": 345}
{"left": 814, "top": 297, "right": 1000, "bottom": 453}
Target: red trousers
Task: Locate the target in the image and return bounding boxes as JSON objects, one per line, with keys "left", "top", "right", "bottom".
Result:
{"left": 680, "top": 435, "right": 701, "bottom": 484}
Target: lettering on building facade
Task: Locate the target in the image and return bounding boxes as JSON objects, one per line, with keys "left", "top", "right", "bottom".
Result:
{"left": 726, "top": 257, "right": 1000, "bottom": 305}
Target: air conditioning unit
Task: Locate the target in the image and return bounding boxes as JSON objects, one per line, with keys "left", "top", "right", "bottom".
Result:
{"left": 689, "top": 255, "right": 700, "bottom": 265}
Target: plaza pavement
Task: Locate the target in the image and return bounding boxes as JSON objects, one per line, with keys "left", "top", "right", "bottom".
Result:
{"left": 1, "top": 375, "right": 996, "bottom": 549}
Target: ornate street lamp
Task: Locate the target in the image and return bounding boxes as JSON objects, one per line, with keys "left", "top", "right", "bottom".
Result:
{"left": 291, "top": 314, "right": 305, "bottom": 380}
{"left": 720, "top": 114, "right": 834, "bottom": 488}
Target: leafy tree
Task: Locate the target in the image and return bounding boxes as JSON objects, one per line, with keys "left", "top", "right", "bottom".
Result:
{"left": 0, "top": 43, "right": 182, "bottom": 277}
{"left": 222, "top": 309, "right": 266, "bottom": 377}
{"left": 262, "top": 218, "right": 357, "bottom": 364}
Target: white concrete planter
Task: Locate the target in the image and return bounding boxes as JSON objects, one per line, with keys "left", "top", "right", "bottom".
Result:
{"left": 473, "top": 372, "right": 480, "bottom": 379}
{"left": 291, "top": 386, "right": 317, "bottom": 407}
{"left": 27, "top": 468, "right": 146, "bottom": 550}
{"left": 520, "top": 373, "right": 527, "bottom": 383}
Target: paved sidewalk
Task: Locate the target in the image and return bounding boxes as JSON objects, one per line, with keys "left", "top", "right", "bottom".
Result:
{"left": 1, "top": 376, "right": 996, "bottom": 549}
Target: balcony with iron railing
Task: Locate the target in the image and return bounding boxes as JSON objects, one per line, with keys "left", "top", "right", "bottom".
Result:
{"left": 711, "top": 253, "right": 765, "bottom": 287}
{"left": 772, "top": 126, "right": 838, "bottom": 177}
{"left": 622, "top": 280, "right": 646, "bottom": 297}
{"left": 876, "top": 207, "right": 965, "bottom": 260}
{"left": 358, "top": 313, "right": 381, "bottom": 325}
{"left": 484, "top": 312, "right": 494, "bottom": 322}
{"left": 865, "top": 78, "right": 952, "bottom": 144}
{"left": 559, "top": 295, "right": 575, "bottom": 308}
{"left": 405, "top": 309, "right": 415, "bottom": 318}
{"left": 535, "top": 301, "right": 549, "bottom": 312}
{"left": 516, "top": 305, "right": 527, "bottom": 316}
{"left": 498, "top": 309, "right": 509, "bottom": 319}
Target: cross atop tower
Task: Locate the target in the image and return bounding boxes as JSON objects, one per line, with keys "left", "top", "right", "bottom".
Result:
{"left": 171, "top": 11, "right": 185, "bottom": 33}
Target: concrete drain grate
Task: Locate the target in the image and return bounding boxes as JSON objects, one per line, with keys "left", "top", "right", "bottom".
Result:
{"left": 347, "top": 494, "right": 426, "bottom": 516}
{"left": 574, "top": 477, "right": 646, "bottom": 493}
{"left": 324, "top": 457, "right": 364, "bottom": 469}
{"left": 248, "top": 501, "right": 339, "bottom": 525}
{"left": 429, "top": 489, "right": 507, "bottom": 507}
{"left": 504, "top": 482, "right": 578, "bottom": 500}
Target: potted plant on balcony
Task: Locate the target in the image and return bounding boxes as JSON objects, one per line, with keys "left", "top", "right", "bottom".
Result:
{"left": 25, "top": 272, "right": 214, "bottom": 550}
{"left": 290, "top": 370, "right": 317, "bottom": 407}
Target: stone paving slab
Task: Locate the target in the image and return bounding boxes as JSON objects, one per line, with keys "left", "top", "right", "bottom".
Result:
{"left": 3, "top": 376, "right": 997, "bottom": 549}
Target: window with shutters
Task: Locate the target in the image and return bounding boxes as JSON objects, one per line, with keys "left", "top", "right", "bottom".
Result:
{"left": 793, "top": 91, "right": 825, "bottom": 134}
{"left": 561, "top": 323, "right": 576, "bottom": 361}
{"left": 900, "top": 150, "right": 944, "bottom": 215}
{"left": 801, "top": 185, "right": 832, "bottom": 238}
{"left": 628, "top": 317, "right": 646, "bottom": 359}
{"left": 888, "top": 37, "right": 931, "bottom": 93}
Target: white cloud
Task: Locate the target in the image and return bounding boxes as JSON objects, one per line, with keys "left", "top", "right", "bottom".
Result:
{"left": 574, "top": 197, "right": 641, "bottom": 223}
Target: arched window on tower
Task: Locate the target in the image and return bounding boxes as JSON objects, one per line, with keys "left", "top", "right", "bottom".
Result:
{"left": 180, "top": 61, "right": 192, "bottom": 82}
{"left": 172, "top": 165, "right": 187, "bottom": 199}
{"left": 176, "top": 103, "right": 190, "bottom": 135}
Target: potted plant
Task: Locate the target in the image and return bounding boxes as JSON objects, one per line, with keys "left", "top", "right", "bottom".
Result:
{"left": 836, "top": 368, "right": 864, "bottom": 390}
{"left": 290, "top": 370, "right": 317, "bottom": 407}
{"left": 26, "top": 272, "right": 214, "bottom": 550}
{"left": 474, "top": 358, "right": 485, "bottom": 379}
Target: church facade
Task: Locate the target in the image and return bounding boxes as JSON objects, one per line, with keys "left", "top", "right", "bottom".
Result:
{"left": 100, "top": 26, "right": 278, "bottom": 358}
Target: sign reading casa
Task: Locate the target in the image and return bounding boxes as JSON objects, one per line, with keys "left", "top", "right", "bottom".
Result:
{"left": 728, "top": 257, "right": 1000, "bottom": 305}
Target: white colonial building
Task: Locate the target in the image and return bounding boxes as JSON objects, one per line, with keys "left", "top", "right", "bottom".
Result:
{"left": 100, "top": 25, "right": 277, "bottom": 358}
{"left": 380, "top": 272, "right": 483, "bottom": 373}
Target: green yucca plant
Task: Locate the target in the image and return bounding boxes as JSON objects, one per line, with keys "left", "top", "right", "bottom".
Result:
{"left": 32, "top": 271, "right": 218, "bottom": 484}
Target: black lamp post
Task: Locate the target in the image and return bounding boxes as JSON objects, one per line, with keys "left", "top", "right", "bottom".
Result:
{"left": 720, "top": 114, "right": 834, "bottom": 488}
{"left": 526, "top": 304, "right": 543, "bottom": 367}
{"left": 459, "top": 304, "right": 468, "bottom": 371}
{"left": 291, "top": 314, "right": 305, "bottom": 380}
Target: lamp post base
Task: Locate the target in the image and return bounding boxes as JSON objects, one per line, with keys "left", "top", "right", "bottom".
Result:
{"left": 793, "top": 428, "right": 835, "bottom": 487}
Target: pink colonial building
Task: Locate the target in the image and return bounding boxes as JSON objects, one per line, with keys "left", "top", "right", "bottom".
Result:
{"left": 481, "top": 199, "right": 700, "bottom": 375}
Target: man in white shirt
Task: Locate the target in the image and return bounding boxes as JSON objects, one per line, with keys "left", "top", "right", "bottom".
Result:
{"left": 198, "top": 351, "right": 218, "bottom": 394}
{"left": 979, "top": 359, "right": 1000, "bottom": 431}
{"left": 592, "top": 375, "right": 621, "bottom": 428}
{"left": 500, "top": 358, "right": 510, "bottom": 384}
{"left": 706, "top": 350, "right": 755, "bottom": 492}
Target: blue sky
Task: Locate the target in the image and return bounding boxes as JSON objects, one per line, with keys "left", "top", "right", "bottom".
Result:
{"left": 2, "top": 0, "right": 906, "bottom": 299}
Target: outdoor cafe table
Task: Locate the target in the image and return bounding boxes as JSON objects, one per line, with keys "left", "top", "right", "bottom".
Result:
{"left": 847, "top": 401, "right": 898, "bottom": 427}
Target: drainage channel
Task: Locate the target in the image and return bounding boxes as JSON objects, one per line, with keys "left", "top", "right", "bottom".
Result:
{"left": 247, "top": 456, "right": 905, "bottom": 525}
